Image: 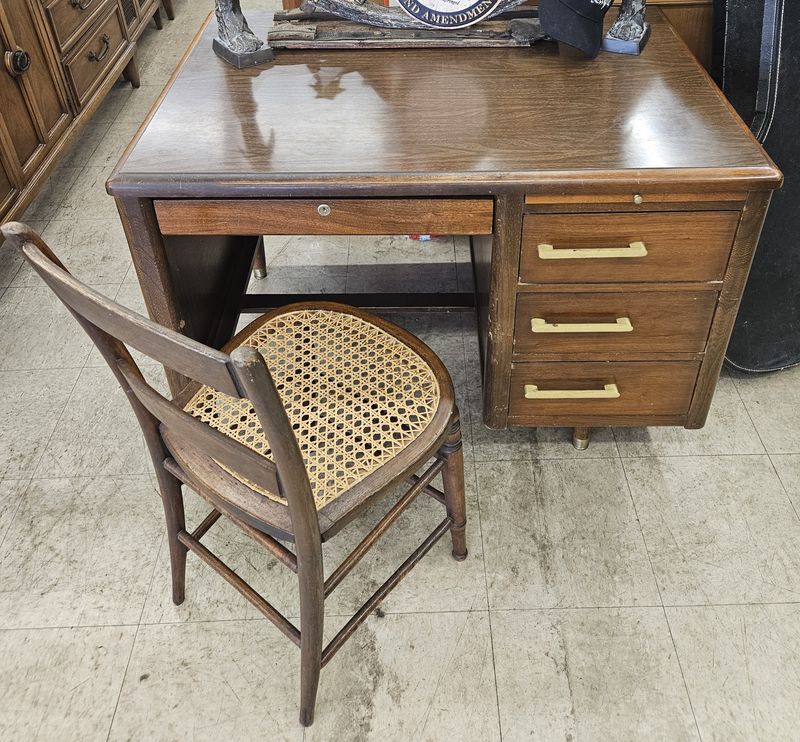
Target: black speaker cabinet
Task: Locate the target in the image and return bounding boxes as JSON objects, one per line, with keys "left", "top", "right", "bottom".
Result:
{"left": 714, "top": 0, "right": 800, "bottom": 372}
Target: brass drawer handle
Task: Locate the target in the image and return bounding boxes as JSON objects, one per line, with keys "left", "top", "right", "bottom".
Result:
{"left": 70, "top": 0, "right": 95, "bottom": 9}
{"left": 88, "top": 33, "right": 111, "bottom": 63}
{"left": 524, "top": 383, "right": 620, "bottom": 400}
{"left": 537, "top": 241, "right": 648, "bottom": 260}
{"left": 531, "top": 317, "right": 633, "bottom": 334}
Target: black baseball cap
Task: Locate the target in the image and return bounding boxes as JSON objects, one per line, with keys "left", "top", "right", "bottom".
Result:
{"left": 539, "top": 0, "right": 615, "bottom": 58}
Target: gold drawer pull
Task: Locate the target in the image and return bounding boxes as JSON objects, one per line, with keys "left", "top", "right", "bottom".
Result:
{"left": 537, "top": 241, "right": 648, "bottom": 260}
{"left": 531, "top": 317, "right": 633, "bottom": 334}
{"left": 524, "top": 383, "right": 620, "bottom": 400}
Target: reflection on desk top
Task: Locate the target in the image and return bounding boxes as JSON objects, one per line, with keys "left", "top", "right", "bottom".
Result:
{"left": 107, "top": 9, "right": 781, "bottom": 199}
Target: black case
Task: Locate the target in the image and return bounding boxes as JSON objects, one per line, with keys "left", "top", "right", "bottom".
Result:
{"left": 713, "top": 0, "right": 800, "bottom": 372}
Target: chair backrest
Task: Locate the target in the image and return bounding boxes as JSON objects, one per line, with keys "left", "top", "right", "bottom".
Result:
{"left": 1, "top": 222, "right": 316, "bottom": 532}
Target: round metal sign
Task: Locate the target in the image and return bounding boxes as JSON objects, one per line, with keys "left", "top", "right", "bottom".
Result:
{"left": 397, "top": 0, "right": 503, "bottom": 29}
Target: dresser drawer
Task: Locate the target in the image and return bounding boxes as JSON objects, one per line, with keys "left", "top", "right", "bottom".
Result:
{"left": 508, "top": 361, "right": 700, "bottom": 423}
{"left": 44, "top": 0, "right": 114, "bottom": 54}
{"left": 63, "top": 6, "right": 127, "bottom": 108}
{"left": 520, "top": 211, "right": 740, "bottom": 284}
{"left": 154, "top": 198, "right": 495, "bottom": 236}
{"left": 514, "top": 290, "right": 718, "bottom": 357}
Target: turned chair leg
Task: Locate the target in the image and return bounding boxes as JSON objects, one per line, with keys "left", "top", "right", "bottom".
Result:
{"left": 440, "top": 411, "right": 468, "bottom": 561}
{"left": 161, "top": 0, "right": 175, "bottom": 20}
{"left": 157, "top": 468, "right": 187, "bottom": 604}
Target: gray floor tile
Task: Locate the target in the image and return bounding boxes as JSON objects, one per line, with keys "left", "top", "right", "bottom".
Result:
{"left": 35, "top": 365, "right": 166, "bottom": 478}
{"left": 0, "top": 479, "right": 27, "bottom": 547}
{"left": 109, "top": 620, "right": 302, "bottom": 742}
{"left": 478, "top": 459, "right": 659, "bottom": 609}
{"left": 668, "top": 604, "right": 800, "bottom": 742}
{"left": 0, "top": 368, "right": 79, "bottom": 478}
{"left": 58, "top": 121, "right": 112, "bottom": 169}
{"left": 111, "top": 84, "right": 163, "bottom": 124}
{"left": 0, "top": 285, "right": 115, "bottom": 370}
{"left": 771, "top": 454, "right": 800, "bottom": 515}
{"left": 21, "top": 166, "right": 82, "bottom": 222}
{"left": 0, "top": 625, "right": 136, "bottom": 742}
{"left": 306, "top": 611, "right": 499, "bottom": 741}
{"left": 86, "top": 121, "right": 144, "bottom": 170}
{"left": 492, "top": 607, "right": 699, "bottom": 742}
{"left": 733, "top": 366, "right": 800, "bottom": 454}
{"left": 624, "top": 455, "right": 800, "bottom": 605}
{"left": 55, "top": 165, "right": 120, "bottom": 221}
{"left": 615, "top": 376, "right": 765, "bottom": 457}
{"left": 14, "top": 218, "right": 131, "bottom": 287}
{"left": 0, "top": 476, "right": 163, "bottom": 628}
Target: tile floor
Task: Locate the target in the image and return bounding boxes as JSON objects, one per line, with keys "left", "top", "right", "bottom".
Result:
{"left": 3, "top": 2, "right": 800, "bottom": 740}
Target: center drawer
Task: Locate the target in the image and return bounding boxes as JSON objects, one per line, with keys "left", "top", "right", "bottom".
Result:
{"left": 154, "top": 198, "right": 495, "bottom": 236}
{"left": 520, "top": 211, "right": 740, "bottom": 284}
{"left": 514, "top": 290, "right": 718, "bottom": 356}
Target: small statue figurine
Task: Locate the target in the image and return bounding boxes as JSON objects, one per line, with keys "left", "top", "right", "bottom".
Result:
{"left": 604, "top": 0, "right": 650, "bottom": 55}
{"left": 213, "top": 0, "right": 274, "bottom": 68}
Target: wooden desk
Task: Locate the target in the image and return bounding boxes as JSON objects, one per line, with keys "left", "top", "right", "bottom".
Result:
{"left": 107, "top": 10, "right": 781, "bottom": 444}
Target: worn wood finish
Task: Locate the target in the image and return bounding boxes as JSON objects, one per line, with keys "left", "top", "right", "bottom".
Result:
{"left": 155, "top": 198, "right": 495, "bottom": 236}
{"left": 514, "top": 290, "right": 718, "bottom": 356}
{"left": 107, "top": 11, "right": 780, "bottom": 200}
{"left": 508, "top": 360, "right": 700, "bottom": 421}
{"left": 2, "top": 223, "right": 468, "bottom": 728}
{"left": 520, "top": 211, "right": 740, "bottom": 284}
{"left": 482, "top": 194, "right": 524, "bottom": 429}
{"left": 686, "top": 191, "right": 774, "bottom": 428}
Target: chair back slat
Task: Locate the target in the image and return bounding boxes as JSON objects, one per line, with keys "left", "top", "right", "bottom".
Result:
{"left": 22, "top": 239, "right": 241, "bottom": 397}
{"left": 119, "top": 361, "right": 281, "bottom": 497}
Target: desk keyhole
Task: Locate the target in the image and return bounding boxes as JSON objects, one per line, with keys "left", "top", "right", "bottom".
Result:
{"left": 318, "top": 204, "right": 331, "bottom": 217}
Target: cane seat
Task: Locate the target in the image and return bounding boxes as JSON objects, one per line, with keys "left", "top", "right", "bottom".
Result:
{"left": 180, "top": 305, "right": 452, "bottom": 525}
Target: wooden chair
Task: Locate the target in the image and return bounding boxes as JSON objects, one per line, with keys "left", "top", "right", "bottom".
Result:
{"left": 1, "top": 222, "right": 467, "bottom": 727}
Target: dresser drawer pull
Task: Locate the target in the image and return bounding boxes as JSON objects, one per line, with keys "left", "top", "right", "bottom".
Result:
{"left": 537, "top": 241, "right": 648, "bottom": 260}
{"left": 88, "top": 33, "right": 111, "bottom": 62}
{"left": 524, "top": 383, "right": 620, "bottom": 400}
{"left": 531, "top": 316, "right": 633, "bottom": 334}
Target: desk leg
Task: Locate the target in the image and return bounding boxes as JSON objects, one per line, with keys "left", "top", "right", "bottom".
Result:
{"left": 116, "top": 197, "right": 258, "bottom": 395}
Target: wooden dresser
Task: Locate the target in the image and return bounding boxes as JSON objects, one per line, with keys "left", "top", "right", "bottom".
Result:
{"left": 0, "top": 0, "right": 172, "bottom": 223}
{"left": 108, "top": 10, "right": 781, "bottom": 447}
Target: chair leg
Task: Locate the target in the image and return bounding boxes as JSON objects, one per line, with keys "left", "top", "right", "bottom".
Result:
{"left": 153, "top": 7, "right": 163, "bottom": 29}
{"left": 298, "top": 569, "right": 324, "bottom": 726}
{"left": 161, "top": 0, "right": 175, "bottom": 20}
{"left": 158, "top": 468, "right": 187, "bottom": 605}
{"left": 440, "top": 411, "right": 468, "bottom": 561}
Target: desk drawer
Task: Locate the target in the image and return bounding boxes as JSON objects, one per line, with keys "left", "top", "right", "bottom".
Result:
{"left": 520, "top": 211, "right": 740, "bottom": 284}
{"left": 45, "top": 0, "right": 114, "bottom": 54}
{"left": 508, "top": 361, "right": 700, "bottom": 422}
{"left": 63, "top": 6, "right": 127, "bottom": 107}
{"left": 514, "top": 290, "right": 718, "bottom": 357}
{"left": 154, "top": 198, "right": 495, "bottom": 236}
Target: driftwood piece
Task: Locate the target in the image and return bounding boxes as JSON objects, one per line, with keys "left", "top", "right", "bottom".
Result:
{"left": 299, "top": 0, "right": 530, "bottom": 30}
{"left": 268, "top": 17, "right": 542, "bottom": 48}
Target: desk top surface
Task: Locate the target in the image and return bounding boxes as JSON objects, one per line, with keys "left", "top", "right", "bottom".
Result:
{"left": 108, "top": 10, "right": 780, "bottom": 198}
